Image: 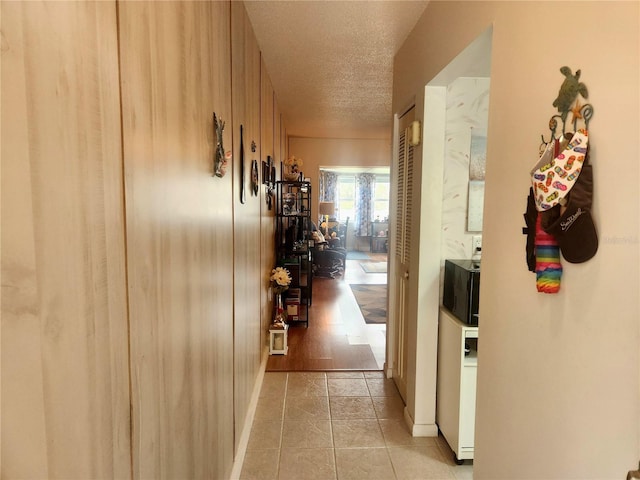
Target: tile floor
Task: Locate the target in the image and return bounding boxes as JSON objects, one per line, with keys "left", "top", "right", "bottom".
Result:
{"left": 240, "top": 371, "right": 473, "bottom": 480}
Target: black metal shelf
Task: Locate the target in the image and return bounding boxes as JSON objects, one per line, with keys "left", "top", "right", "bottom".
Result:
{"left": 275, "top": 181, "right": 312, "bottom": 326}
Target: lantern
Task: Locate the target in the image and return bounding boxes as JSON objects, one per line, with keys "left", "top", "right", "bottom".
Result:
{"left": 269, "top": 324, "right": 289, "bottom": 355}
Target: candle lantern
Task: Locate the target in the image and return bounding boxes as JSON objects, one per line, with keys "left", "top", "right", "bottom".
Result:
{"left": 269, "top": 324, "right": 289, "bottom": 355}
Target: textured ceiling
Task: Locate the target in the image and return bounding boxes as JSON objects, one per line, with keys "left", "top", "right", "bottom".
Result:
{"left": 244, "top": 1, "right": 429, "bottom": 139}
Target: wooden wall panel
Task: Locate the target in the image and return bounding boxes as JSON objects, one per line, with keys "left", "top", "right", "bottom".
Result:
{"left": 117, "top": 1, "right": 234, "bottom": 478}
{"left": 231, "top": 1, "right": 263, "bottom": 450}
{"left": 260, "top": 58, "right": 277, "bottom": 343}
{"left": 0, "top": 1, "right": 131, "bottom": 478}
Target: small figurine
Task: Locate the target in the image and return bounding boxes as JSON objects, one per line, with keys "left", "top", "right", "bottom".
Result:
{"left": 214, "top": 112, "right": 227, "bottom": 177}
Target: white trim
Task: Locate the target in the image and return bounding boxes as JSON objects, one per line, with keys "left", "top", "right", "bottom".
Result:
{"left": 229, "top": 346, "right": 269, "bottom": 480}
{"left": 403, "top": 405, "right": 439, "bottom": 437}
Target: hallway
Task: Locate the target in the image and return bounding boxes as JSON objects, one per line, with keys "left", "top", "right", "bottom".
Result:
{"left": 267, "top": 255, "right": 388, "bottom": 372}
{"left": 239, "top": 371, "right": 472, "bottom": 479}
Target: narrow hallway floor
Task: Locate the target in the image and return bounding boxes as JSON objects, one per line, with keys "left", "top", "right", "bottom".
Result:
{"left": 239, "top": 371, "right": 473, "bottom": 480}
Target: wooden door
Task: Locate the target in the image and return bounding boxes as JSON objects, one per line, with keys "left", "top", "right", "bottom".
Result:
{"left": 390, "top": 107, "right": 415, "bottom": 400}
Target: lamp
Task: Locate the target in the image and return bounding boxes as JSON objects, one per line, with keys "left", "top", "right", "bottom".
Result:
{"left": 318, "top": 202, "right": 335, "bottom": 236}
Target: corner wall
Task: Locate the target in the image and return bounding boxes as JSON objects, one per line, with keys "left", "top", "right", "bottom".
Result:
{"left": 394, "top": 2, "right": 639, "bottom": 478}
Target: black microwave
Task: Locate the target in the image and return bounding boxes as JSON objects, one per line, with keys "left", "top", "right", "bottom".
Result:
{"left": 443, "top": 259, "right": 480, "bottom": 326}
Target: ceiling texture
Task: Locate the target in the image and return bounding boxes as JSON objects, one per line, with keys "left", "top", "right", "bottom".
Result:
{"left": 244, "top": 1, "right": 429, "bottom": 140}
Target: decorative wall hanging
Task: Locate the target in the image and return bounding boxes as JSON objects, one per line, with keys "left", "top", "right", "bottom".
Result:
{"left": 251, "top": 160, "right": 259, "bottom": 195}
{"left": 239, "top": 125, "right": 246, "bottom": 203}
{"left": 522, "top": 66, "right": 596, "bottom": 294}
{"left": 468, "top": 129, "right": 487, "bottom": 232}
{"left": 265, "top": 155, "right": 274, "bottom": 209}
{"left": 249, "top": 140, "right": 258, "bottom": 196}
{"left": 213, "top": 112, "right": 229, "bottom": 177}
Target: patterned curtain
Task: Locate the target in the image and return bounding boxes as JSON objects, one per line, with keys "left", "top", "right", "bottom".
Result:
{"left": 318, "top": 170, "right": 338, "bottom": 202}
{"left": 355, "top": 173, "right": 375, "bottom": 236}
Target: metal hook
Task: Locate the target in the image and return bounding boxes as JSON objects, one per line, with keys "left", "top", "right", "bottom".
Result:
{"left": 541, "top": 115, "right": 562, "bottom": 144}
{"left": 582, "top": 103, "right": 594, "bottom": 130}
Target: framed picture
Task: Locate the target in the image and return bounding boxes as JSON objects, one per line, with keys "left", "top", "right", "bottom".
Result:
{"left": 262, "top": 161, "right": 269, "bottom": 185}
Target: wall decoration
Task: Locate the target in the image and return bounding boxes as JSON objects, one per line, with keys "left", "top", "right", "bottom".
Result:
{"left": 522, "top": 66, "right": 596, "bottom": 295}
{"left": 239, "top": 124, "right": 246, "bottom": 203}
{"left": 542, "top": 66, "right": 594, "bottom": 144}
{"left": 262, "top": 161, "right": 269, "bottom": 185}
{"left": 213, "top": 112, "right": 228, "bottom": 177}
{"left": 266, "top": 188, "right": 273, "bottom": 210}
{"left": 467, "top": 129, "right": 486, "bottom": 232}
{"left": 469, "top": 130, "right": 486, "bottom": 180}
{"left": 251, "top": 159, "right": 259, "bottom": 195}
{"left": 467, "top": 180, "right": 484, "bottom": 232}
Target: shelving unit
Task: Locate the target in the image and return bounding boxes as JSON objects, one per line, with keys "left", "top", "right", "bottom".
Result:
{"left": 370, "top": 221, "right": 388, "bottom": 253}
{"left": 275, "top": 181, "right": 312, "bottom": 327}
{"left": 436, "top": 306, "right": 478, "bottom": 464}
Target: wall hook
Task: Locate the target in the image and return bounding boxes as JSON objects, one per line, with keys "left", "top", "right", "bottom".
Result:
{"left": 541, "top": 67, "right": 594, "bottom": 145}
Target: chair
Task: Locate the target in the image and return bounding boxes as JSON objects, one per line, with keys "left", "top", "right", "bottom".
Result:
{"left": 337, "top": 217, "right": 349, "bottom": 250}
{"left": 312, "top": 242, "right": 346, "bottom": 278}
{"left": 325, "top": 217, "right": 349, "bottom": 250}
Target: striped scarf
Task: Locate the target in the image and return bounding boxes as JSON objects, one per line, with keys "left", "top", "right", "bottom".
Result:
{"left": 535, "top": 215, "right": 562, "bottom": 293}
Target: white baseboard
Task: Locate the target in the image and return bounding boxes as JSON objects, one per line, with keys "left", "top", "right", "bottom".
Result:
{"left": 403, "top": 406, "right": 439, "bottom": 437}
{"left": 229, "top": 346, "right": 269, "bottom": 480}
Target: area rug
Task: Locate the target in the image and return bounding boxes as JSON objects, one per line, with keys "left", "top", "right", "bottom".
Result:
{"left": 360, "top": 261, "right": 387, "bottom": 274}
{"left": 350, "top": 284, "right": 387, "bottom": 324}
{"left": 346, "top": 251, "right": 370, "bottom": 260}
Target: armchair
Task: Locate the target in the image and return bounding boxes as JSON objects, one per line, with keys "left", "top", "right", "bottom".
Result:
{"left": 337, "top": 217, "right": 349, "bottom": 250}
{"left": 312, "top": 242, "right": 346, "bottom": 278}
{"left": 324, "top": 217, "right": 349, "bottom": 250}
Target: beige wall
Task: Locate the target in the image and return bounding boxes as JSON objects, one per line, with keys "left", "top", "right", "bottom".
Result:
{"left": 288, "top": 137, "right": 391, "bottom": 221}
{"left": 1, "top": 2, "right": 131, "bottom": 477}
{"left": 231, "top": 1, "right": 263, "bottom": 453}
{"left": 394, "top": 1, "right": 639, "bottom": 478}
{"left": 1, "top": 1, "right": 280, "bottom": 478}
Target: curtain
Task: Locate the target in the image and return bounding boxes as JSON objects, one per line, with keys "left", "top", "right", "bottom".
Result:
{"left": 355, "top": 173, "right": 375, "bottom": 236}
{"left": 319, "top": 171, "right": 338, "bottom": 202}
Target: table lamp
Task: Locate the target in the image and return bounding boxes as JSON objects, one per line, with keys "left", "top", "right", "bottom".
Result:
{"left": 318, "top": 202, "right": 335, "bottom": 236}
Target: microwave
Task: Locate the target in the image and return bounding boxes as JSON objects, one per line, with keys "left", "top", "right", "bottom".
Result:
{"left": 443, "top": 259, "right": 480, "bottom": 326}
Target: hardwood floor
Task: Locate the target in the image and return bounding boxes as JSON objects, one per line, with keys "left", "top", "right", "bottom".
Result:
{"left": 266, "top": 253, "right": 388, "bottom": 372}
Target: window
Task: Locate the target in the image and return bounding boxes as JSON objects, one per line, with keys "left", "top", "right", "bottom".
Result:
{"left": 320, "top": 169, "right": 391, "bottom": 225}
{"left": 334, "top": 174, "right": 389, "bottom": 223}
{"left": 336, "top": 175, "right": 355, "bottom": 222}
{"left": 373, "top": 175, "right": 390, "bottom": 221}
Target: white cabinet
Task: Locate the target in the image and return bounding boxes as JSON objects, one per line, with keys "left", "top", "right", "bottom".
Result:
{"left": 436, "top": 307, "right": 478, "bottom": 464}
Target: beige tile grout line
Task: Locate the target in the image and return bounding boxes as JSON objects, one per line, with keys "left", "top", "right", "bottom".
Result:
{"left": 326, "top": 373, "right": 339, "bottom": 480}
{"left": 275, "top": 372, "right": 289, "bottom": 479}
